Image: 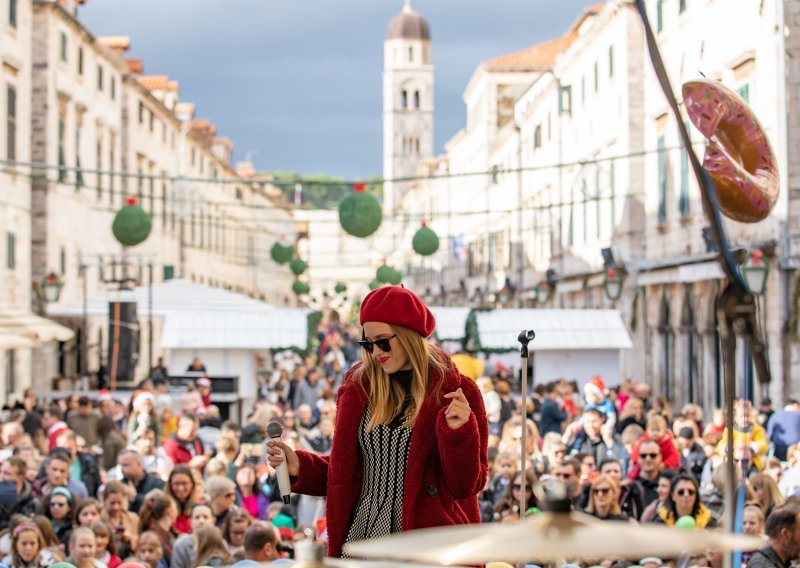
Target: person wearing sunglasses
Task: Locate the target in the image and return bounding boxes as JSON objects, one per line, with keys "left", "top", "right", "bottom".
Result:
{"left": 492, "top": 469, "right": 538, "bottom": 522}
{"left": 584, "top": 474, "right": 627, "bottom": 521}
{"left": 654, "top": 471, "right": 716, "bottom": 528}
{"left": 43, "top": 486, "right": 75, "bottom": 554}
{"left": 266, "top": 285, "right": 488, "bottom": 558}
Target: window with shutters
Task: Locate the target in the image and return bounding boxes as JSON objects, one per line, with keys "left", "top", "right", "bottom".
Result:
{"left": 658, "top": 135, "right": 667, "bottom": 224}
{"left": 6, "top": 85, "right": 15, "bottom": 161}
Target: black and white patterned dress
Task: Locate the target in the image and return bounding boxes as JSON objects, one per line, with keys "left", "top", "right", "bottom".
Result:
{"left": 343, "top": 370, "right": 414, "bottom": 553}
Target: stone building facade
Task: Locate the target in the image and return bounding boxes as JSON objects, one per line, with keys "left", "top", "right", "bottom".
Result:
{"left": 396, "top": 0, "right": 800, "bottom": 405}
{"left": 1, "top": 0, "right": 295, "bottom": 398}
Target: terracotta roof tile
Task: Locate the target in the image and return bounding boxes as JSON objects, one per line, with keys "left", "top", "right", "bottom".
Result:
{"left": 486, "top": 32, "right": 577, "bottom": 70}
{"left": 137, "top": 75, "right": 169, "bottom": 90}
{"left": 126, "top": 58, "right": 143, "bottom": 75}
{"left": 587, "top": 2, "right": 606, "bottom": 13}
{"left": 97, "top": 36, "right": 130, "bottom": 52}
{"left": 167, "top": 80, "right": 180, "bottom": 93}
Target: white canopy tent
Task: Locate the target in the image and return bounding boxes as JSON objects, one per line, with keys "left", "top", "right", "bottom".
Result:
{"left": 472, "top": 309, "right": 632, "bottom": 386}
{"left": 49, "top": 280, "right": 314, "bottom": 407}
{"left": 430, "top": 306, "right": 471, "bottom": 344}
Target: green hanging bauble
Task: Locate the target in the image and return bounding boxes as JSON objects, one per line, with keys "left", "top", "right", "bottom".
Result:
{"left": 368, "top": 280, "right": 381, "bottom": 291}
{"left": 270, "top": 242, "right": 294, "bottom": 265}
{"left": 388, "top": 268, "right": 403, "bottom": 285}
{"left": 112, "top": 196, "right": 152, "bottom": 247}
{"left": 412, "top": 222, "right": 439, "bottom": 256}
{"left": 339, "top": 184, "right": 382, "bottom": 238}
{"left": 290, "top": 258, "right": 308, "bottom": 276}
{"left": 334, "top": 282, "right": 347, "bottom": 294}
{"left": 292, "top": 280, "right": 310, "bottom": 295}
{"left": 376, "top": 264, "right": 394, "bottom": 283}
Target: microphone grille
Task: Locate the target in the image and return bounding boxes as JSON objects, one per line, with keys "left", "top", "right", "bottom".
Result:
{"left": 266, "top": 421, "right": 284, "bottom": 438}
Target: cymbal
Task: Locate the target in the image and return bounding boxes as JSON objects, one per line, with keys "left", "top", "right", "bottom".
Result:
{"left": 343, "top": 511, "right": 764, "bottom": 564}
{"left": 324, "top": 559, "right": 466, "bottom": 568}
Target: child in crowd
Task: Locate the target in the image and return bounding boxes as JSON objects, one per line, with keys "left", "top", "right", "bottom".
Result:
{"left": 133, "top": 532, "right": 167, "bottom": 568}
{"left": 66, "top": 527, "right": 100, "bottom": 568}
{"left": 3, "top": 524, "right": 59, "bottom": 568}
{"left": 91, "top": 522, "right": 121, "bottom": 568}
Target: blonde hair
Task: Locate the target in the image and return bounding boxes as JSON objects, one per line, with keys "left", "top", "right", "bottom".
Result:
{"left": 355, "top": 325, "right": 449, "bottom": 431}
{"left": 751, "top": 472, "right": 785, "bottom": 513}
{"left": 585, "top": 474, "right": 621, "bottom": 516}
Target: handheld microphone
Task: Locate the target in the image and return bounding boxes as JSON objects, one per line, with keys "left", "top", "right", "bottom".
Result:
{"left": 266, "top": 421, "right": 292, "bottom": 504}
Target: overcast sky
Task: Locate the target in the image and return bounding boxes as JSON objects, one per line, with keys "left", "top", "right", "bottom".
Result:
{"left": 80, "top": 1, "right": 598, "bottom": 179}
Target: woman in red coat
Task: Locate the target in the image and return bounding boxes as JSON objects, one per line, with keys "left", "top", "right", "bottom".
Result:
{"left": 267, "top": 285, "right": 489, "bottom": 558}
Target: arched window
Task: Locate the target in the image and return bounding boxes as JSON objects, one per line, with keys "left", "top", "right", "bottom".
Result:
{"left": 413, "top": 91, "right": 420, "bottom": 109}
{"left": 408, "top": 46, "right": 413, "bottom": 62}
{"left": 401, "top": 90, "right": 408, "bottom": 109}
{"left": 415, "top": 137, "right": 420, "bottom": 153}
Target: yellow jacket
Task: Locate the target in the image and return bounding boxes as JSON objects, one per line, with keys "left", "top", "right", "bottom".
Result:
{"left": 717, "top": 423, "right": 769, "bottom": 470}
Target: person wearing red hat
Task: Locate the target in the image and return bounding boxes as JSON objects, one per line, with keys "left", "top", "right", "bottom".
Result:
{"left": 267, "top": 285, "right": 489, "bottom": 558}
{"left": 583, "top": 375, "right": 617, "bottom": 428}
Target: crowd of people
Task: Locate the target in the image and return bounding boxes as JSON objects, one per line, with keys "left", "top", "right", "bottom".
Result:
{"left": 1, "top": 315, "right": 800, "bottom": 568}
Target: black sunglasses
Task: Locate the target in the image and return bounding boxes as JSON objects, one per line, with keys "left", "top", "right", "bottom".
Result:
{"left": 358, "top": 334, "right": 397, "bottom": 354}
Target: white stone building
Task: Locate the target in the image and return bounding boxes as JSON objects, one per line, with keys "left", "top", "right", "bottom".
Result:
{"left": 0, "top": 0, "right": 34, "bottom": 398}
{"left": 394, "top": 0, "right": 800, "bottom": 405}
{"left": 638, "top": 0, "right": 791, "bottom": 408}
{"left": 0, "top": 0, "right": 296, "bottom": 396}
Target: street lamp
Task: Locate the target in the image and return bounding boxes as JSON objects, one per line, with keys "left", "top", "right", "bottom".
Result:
{"left": 536, "top": 280, "right": 552, "bottom": 304}
{"left": 603, "top": 267, "right": 624, "bottom": 301}
{"left": 41, "top": 272, "right": 64, "bottom": 303}
{"left": 742, "top": 249, "right": 769, "bottom": 296}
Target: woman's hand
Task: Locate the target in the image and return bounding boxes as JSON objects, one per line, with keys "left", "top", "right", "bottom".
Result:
{"left": 444, "top": 388, "right": 471, "bottom": 430}
{"left": 266, "top": 440, "right": 300, "bottom": 477}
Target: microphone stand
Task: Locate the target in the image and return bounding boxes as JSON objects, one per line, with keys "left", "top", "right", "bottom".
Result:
{"left": 518, "top": 329, "right": 535, "bottom": 520}
{"left": 634, "top": 3, "right": 772, "bottom": 568}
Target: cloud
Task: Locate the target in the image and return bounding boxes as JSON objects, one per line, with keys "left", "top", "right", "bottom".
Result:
{"left": 80, "top": 0, "right": 599, "bottom": 177}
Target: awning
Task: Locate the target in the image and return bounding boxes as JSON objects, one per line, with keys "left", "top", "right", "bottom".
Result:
{"left": 471, "top": 308, "right": 633, "bottom": 352}
{"left": 161, "top": 308, "right": 313, "bottom": 351}
{"left": 0, "top": 332, "right": 38, "bottom": 350}
{"left": 0, "top": 306, "right": 75, "bottom": 344}
{"left": 430, "top": 307, "right": 471, "bottom": 341}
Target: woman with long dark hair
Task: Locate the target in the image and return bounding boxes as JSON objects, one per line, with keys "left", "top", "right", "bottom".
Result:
{"left": 267, "top": 286, "right": 488, "bottom": 558}
{"left": 492, "top": 469, "right": 538, "bottom": 522}
{"left": 234, "top": 465, "right": 268, "bottom": 521}
{"left": 654, "top": 471, "right": 717, "bottom": 528}
{"left": 164, "top": 466, "right": 196, "bottom": 534}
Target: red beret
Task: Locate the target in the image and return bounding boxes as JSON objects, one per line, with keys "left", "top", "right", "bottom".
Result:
{"left": 359, "top": 286, "right": 436, "bottom": 338}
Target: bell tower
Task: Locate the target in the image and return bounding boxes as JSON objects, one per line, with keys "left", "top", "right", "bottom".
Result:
{"left": 382, "top": 0, "right": 434, "bottom": 215}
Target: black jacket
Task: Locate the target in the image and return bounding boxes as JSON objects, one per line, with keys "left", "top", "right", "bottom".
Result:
{"left": 539, "top": 398, "right": 568, "bottom": 435}
{"left": 127, "top": 471, "right": 166, "bottom": 513}
{"left": 746, "top": 546, "right": 788, "bottom": 568}
{"left": 680, "top": 443, "right": 707, "bottom": 479}
{"left": 0, "top": 480, "right": 39, "bottom": 530}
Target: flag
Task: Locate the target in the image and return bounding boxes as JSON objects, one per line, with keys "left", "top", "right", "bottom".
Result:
{"left": 293, "top": 182, "right": 302, "bottom": 206}
{"left": 451, "top": 234, "right": 467, "bottom": 261}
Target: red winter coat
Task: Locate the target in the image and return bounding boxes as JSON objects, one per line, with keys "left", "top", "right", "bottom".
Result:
{"left": 628, "top": 431, "right": 681, "bottom": 480}
{"left": 292, "top": 354, "right": 489, "bottom": 558}
{"left": 163, "top": 434, "right": 204, "bottom": 466}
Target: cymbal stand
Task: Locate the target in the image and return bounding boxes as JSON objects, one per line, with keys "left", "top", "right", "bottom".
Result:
{"left": 517, "top": 329, "right": 535, "bottom": 520}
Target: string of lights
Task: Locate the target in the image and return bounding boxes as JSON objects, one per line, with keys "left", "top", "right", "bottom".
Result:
{"left": 6, "top": 140, "right": 693, "bottom": 192}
